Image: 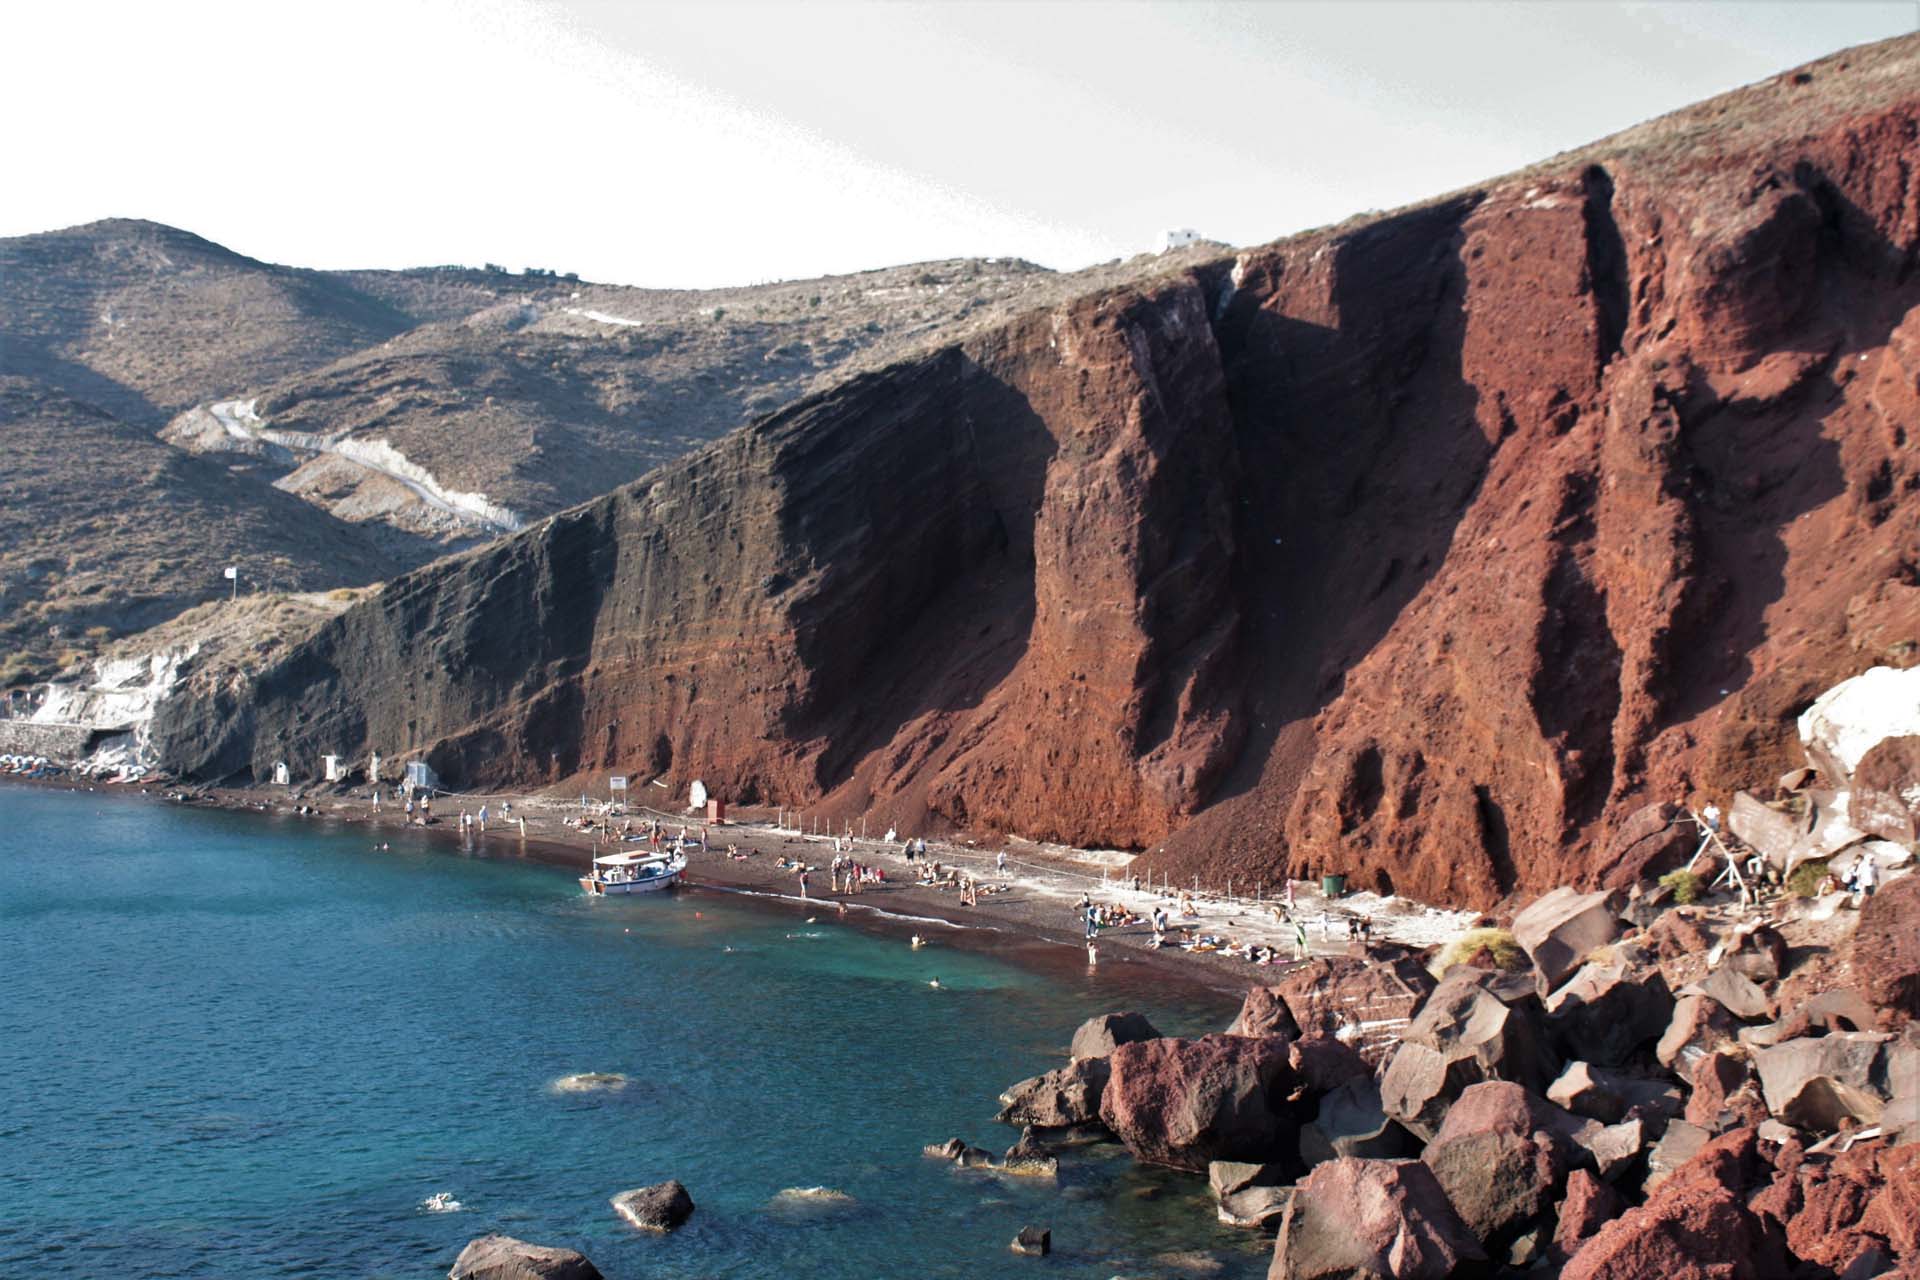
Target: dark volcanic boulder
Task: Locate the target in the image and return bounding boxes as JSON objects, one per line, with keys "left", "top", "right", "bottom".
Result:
{"left": 997, "top": 1056, "right": 1110, "bottom": 1127}
{"left": 610, "top": 1180, "right": 695, "bottom": 1232}
{"left": 1211, "top": 1160, "right": 1293, "bottom": 1230}
{"left": 1100, "top": 1034, "right": 1297, "bottom": 1172}
{"left": 1545, "top": 962, "right": 1675, "bottom": 1066}
{"left": 1854, "top": 873, "right": 1920, "bottom": 1023}
{"left": 1379, "top": 970, "right": 1556, "bottom": 1140}
{"left": 449, "top": 1235, "right": 603, "bottom": 1280}
{"left": 1512, "top": 887, "right": 1625, "bottom": 993}
{"left": 1655, "top": 994, "right": 1741, "bottom": 1073}
{"left": 1751, "top": 1032, "right": 1894, "bottom": 1131}
{"left": 1071, "top": 1011, "right": 1162, "bottom": 1060}
{"left": 1560, "top": 1129, "right": 1787, "bottom": 1280}
{"left": 1231, "top": 952, "right": 1435, "bottom": 1066}
{"left": 1420, "top": 1082, "right": 1582, "bottom": 1248}
{"left": 1300, "top": 1078, "right": 1417, "bottom": 1165}
{"left": 1270, "top": 1158, "right": 1488, "bottom": 1280}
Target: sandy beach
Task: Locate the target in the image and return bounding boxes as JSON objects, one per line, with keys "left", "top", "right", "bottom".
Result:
{"left": 91, "top": 778, "right": 1480, "bottom": 999}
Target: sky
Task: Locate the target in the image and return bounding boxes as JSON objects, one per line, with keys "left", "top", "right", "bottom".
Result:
{"left": 3, "top": 1, "right": 1914, "bottom": 288}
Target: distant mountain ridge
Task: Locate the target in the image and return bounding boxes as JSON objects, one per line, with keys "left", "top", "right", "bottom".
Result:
{"left": 0, "top": 215, "right": 1215, "bottom": 682}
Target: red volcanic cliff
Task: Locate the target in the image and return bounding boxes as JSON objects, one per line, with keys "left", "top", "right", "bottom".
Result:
{"left": 162, "top": 37, "right": 1920, "bottom": 909}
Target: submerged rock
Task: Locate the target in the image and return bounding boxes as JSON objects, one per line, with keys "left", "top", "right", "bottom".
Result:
{"left": 610, "top": 1180, "right": 695, "bottom": 1232}
{"left": 549, "top": 1072, "right": 628, "bottom": 1093}
{"left": 448, "top": 1234, "right": 602, "bottom": 1280}
{"left": 1010, "top": 1225, "right": 1051, "bottom": 1257}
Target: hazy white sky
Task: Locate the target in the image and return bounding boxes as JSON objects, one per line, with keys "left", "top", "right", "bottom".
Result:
{"left": 4, "top": 1, "right": 1913, "bottom": 287}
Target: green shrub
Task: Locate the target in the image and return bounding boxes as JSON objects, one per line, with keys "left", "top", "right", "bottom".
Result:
{"left": 1432, "top": 927, "right": 1525, "bottom": 975}
{"left": 1786, "top": 859, "right": 1831, "bottom": 898}
{"left": 1660, "top": 869, "right": 1704, "bottom": 904}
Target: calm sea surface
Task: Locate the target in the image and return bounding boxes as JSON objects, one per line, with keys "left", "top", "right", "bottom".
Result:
{"left": 0, "top": 787, "right": 1261, "bottom": 1278}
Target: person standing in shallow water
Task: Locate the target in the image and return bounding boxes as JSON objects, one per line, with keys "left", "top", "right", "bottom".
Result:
{"left": 799, "top": 868, "right": 810, "bottom": 899}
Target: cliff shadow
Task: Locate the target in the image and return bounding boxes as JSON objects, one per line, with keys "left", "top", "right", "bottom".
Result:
{"left": 1196, "top": 197, "right": 1493, "bottom": 820}
{"left": 779, "top": 351, "right": 1057, "bottom": 796}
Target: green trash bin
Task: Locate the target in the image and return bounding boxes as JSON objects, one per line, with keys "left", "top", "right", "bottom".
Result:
{"left": 1321, "top": 873, "right": 1347, "bottom": 898}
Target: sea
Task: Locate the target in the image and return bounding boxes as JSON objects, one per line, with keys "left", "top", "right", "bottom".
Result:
{"left": 0, "top": 786, "right": 1267, "bottom": 1279}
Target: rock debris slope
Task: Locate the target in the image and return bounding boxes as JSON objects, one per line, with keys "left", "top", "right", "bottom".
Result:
{"left": 164, "top": 36, "right": 1920, "bottom": 909}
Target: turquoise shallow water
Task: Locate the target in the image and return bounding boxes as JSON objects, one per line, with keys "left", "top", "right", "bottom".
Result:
{"left": 0, "top": 787, "right": 1262, "bottom": 1278}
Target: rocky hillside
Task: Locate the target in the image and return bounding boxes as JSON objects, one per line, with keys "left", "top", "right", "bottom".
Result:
{"left": 0, "top": 218, "right": 555, "bottom": 424}
{"left": 2, "top": 216, "right": 1215, "bottom": 679}
{"left": 158, "top": 252, "right": 1225, "bottom": 541}
{"left": 158, "top": 35, "right": 1920, "bottom": 911}
{"left": 0, "top": 377, "right": 403, "bottom": 686}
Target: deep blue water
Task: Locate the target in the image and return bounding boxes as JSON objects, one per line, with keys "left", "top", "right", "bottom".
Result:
{"left": 0, "top": 787, "right": 1261, "bottom": 1278}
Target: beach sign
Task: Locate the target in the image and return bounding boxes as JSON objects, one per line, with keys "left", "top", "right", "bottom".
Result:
{"left": 609, "top": 775, "right": 628, "bottom": 792}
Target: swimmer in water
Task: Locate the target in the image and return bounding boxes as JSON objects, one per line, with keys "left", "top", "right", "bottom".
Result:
{"left": 910, "top": 935, "right": 925, "bottom": 949}
{"left": 928, "top": 978, "right": 941, "bottom": 989}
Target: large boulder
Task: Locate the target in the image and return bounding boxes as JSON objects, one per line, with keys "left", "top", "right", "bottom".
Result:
{"left": 1689, "top": 966, "right": 1772, "bottom": 1022}
{"left": 1420, "top": 1082, "right": 1582, "bottom": 1248}
{"left": 1853, "top": 734, "right": 1920, "bottom": 843}
{"left": 1729, "top": 791, "right": 1807, "bottom": 872}
{"left": 1685, "top": 1049, "right": 1767, "bottom": 1133}
{"left": 1552, "top": 1169, "right": 1626, "bottom": 1261}
{"left": 997, "top": 1057, "right": 1110, "bottom": 1128}
{"left": 1211, "top": 1161, "right": 1293, "bottom": 1230}
{"left": 1100, "top": 1034, "right": 1298, "bottom": 1172}
{"left": 1300, "top": 1078, "right": 1417, "bottom": 1165}
{"left": 1071, "top": 1011, "right": 1162, "bottom": 1060}
{"left": 1287, "top": 1034, "right": 1370, "bottom": 1095}
{"left": 610, "top": 1180, "right": 695, "bottom": 1232}
{"left": 1656, "top": 994, "right": 1741, "bottom": 1073}
{"left": 1270, "top": 1158, "right": 1488, "bottom": 1280}
{"left": 1598, "top": 802, "right": 1695, "bottom": 890}
{"left": 1545, "top": 962, "right": 1675, "bottom": 1066}
{"left": 1229, "top": 987, "right": 1305, "bottom": 1041}
{"left": 449, "top": 1236, "right": 603, "bottom": 1280}
{"left": 1854, "top": 873, "right": 1920, "bottom": 1023}
{"left": 1231, "top": 952, "right": 1435, "bottom": 1066}
{"left": 1756, "top": 1144, "right": 1920, "bottom": 1275}
{"left": 1797, "top": 666, "right": 1920, "bottom": 795}
{"left": 1512, "top": 887, "right": 1625, "bottom": 993}
{"left": 1750, "top": 1032, "right": 1894, "bottom": 1130}
{"left": 1379, "top": 971, "right": 1556, "bottom": 1140}
{"left": 1642, "top": 1121, "right": 1711, "bottom": 1194}
{"left": 1561, "top": 1129, "right": 1787, "bottom": 1280}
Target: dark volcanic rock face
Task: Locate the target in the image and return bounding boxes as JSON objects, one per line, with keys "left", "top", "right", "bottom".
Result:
{"left": 162, "top": 37, "right": 1920, "bottom": 909}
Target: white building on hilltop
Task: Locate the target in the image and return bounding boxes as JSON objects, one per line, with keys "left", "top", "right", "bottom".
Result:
{"left": 1156, "top": 228, "right": 1202, "bottom": 254}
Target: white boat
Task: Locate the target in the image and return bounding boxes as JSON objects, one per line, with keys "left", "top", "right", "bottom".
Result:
{"left": 580, "top": 849, "right": 687, "bottom": 895}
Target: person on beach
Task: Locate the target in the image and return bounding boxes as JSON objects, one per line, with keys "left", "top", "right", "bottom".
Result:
{"left": 996, "top": 850, "right": 1008, "bottom": 875}
{"left": 478, "top": 804, "right": 488, "bottom": 832}
{"left": 799, "top": 869, "right": 811, "bottom": 898}
{"left": 372, "top": 788, "right": 381, "bottom": 811}
{"left": 1086, "top": 942, "right": 1098, "bottom": 966}
{"left": 1283, "top": 878, "right": 1294, "bottom": 909}
{"left": 1294, "top": 919, "right": 1309, "bottom": 960}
